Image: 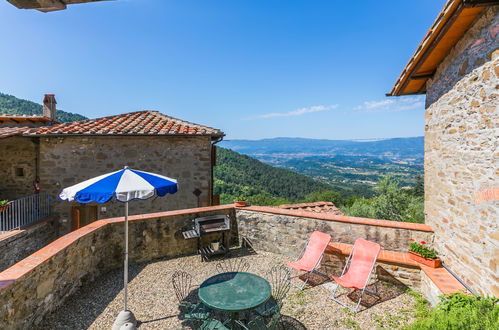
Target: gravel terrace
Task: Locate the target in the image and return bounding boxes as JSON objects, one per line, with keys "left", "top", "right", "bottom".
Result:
{"left": 42, "top": 248, "right": 418, "bottom": 329}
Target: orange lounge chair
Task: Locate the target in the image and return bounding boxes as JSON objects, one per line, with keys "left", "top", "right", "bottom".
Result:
{"left": 330, "top": 238, "right": 381, "bottom": 313}
{"left": 286, "top": 231, "right": 331, "bottom": 290}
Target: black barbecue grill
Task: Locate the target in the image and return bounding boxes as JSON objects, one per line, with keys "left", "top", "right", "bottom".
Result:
{"left": 182, "top": 214, "right": 231, "bottom": 260}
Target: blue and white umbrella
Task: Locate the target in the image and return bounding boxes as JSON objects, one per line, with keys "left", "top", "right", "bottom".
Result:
{"left": 59, "top": 166, "right": 178, "bottom": 329}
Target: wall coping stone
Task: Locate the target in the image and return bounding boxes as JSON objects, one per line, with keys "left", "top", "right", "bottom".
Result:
{"left": 239, "top": 205, "right": 433, "bottom": 232}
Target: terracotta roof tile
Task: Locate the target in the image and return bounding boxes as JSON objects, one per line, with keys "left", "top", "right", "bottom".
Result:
{"left": 22, "top": 110, "right": 224, "bottom": 138}
{"left": 276, "top": 201, "right": 344, "bottom": 216}
{"left": 0, "top": 114, "right": 53, "bottom": 123}
{"left": 0, "top": 127, "right": 31, "bottom": 139}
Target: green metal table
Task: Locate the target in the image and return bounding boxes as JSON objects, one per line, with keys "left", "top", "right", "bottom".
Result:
{"left": 199, "top": 272, "right": 271, "bottom": 312}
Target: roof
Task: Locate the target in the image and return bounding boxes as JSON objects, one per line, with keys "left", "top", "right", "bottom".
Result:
{"left": 22, "top": 110, "right": 224, "bottom": 138}
{"left": 0, "top": 114, "right": 54, "bottom": 124}
{"left": 275, "top": 201, "right": 344, "bottom": 216}
{"left": 0, "top": 127, "right": 31, "bottom": 139}
{"left": 7, "top": 0, "right": 111, "bottom": 12}
{"left": 389, "top": 0, "right": 493, "bottom": 96}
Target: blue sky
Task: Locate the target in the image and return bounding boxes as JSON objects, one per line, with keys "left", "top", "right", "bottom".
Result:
{"left": 0, "top": 0, "right": 446, "bottom": 140}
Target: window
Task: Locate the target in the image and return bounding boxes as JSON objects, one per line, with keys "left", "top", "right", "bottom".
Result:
{"left": 15, "top": 167, "right": 25, "bottom": 177}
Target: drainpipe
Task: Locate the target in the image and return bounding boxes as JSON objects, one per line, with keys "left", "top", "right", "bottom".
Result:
{"left": 441, "top": 261, "right": 478, "bottom": 297}
{"left": 210, "top": 135, "right": 224, "bottom": 206}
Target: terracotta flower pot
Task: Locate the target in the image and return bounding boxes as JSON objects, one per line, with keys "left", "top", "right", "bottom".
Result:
{"left": 408, "top": 251, "right": 441, "bottom": 268}
{"left": 0, "top": 204, "right": 9, "bottom": 212}
{"left": 234, "top": 200, "right": 247, "bottom": 207}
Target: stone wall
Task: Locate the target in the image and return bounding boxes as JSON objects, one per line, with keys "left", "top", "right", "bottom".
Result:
{"left": 426, "top": 7, "right": 499, "bottom": 107}
{"left": 0, "top": 136, "right": 38, "bottom": 200}
{"left": 420, "top": 270, "right": 442, "bottom": 306}
{"left": 0, "top": 217, "right": 57, "bottom": 272}
{"left": 236, "top": 208, "right": 433, "bottom": 255}
{"left": 37, "top": 135, "right": 214, "bottom": 234}
{"left": 424, "top": 8, "right": 499, "bottom": 296}
{"left": 0, "top": 206, "right": 234, "bottom": 329}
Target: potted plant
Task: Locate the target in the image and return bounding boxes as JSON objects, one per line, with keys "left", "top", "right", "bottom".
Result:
{"left": 408, "top": 239, "right": 440, "bottom": 268}
{"left": 0, "top": 200, "right": 9, "bottom": 212}
{"left": 234, "top": 196, "right": 247, "bottom": 207}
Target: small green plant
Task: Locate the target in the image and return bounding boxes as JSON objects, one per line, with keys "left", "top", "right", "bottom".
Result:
{"left": 0, "top": 200, "right": 8, "bottom": 207}
{"left": 408, "top": 239, "right": 438, "bottom": 259}
{"left": 341, "top": 318, "right": 361, "bottom": 329}
{"left": 234, "top": 196, "right": 246, "bottom": 201}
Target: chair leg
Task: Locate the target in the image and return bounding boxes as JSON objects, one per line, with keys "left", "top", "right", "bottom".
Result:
{"left": 287, "top": 270, "right": 312, "bottom": 290}
{"left": 330, "top": 284, "right": 358, "bottom": 313}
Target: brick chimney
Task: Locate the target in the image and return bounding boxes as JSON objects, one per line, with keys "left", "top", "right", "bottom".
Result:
{"left": 43, "top": 94, "right": 57, "bottom": 121}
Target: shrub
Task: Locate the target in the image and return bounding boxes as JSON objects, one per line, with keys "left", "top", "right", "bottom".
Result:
{"left": 406, "top": 293, "right": 499, "bottom": 330}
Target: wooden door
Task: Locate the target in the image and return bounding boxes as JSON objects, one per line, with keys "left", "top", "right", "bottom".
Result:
{"left": 71, "top": 205, "right": 98, "bottom": 230}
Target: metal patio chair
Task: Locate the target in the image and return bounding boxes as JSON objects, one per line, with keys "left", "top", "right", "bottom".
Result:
{"left": 255, "top": 265, "right": 291, "bottom": 318}
{"left": 171, "top": 271, "right": 211, "bottom": 323}
{"left": 286, "top": 231, "right": 331, "bottom": 290}
{"left": 330, "top": 238, "right": 381, "bottom": 313}
{"left": 216, "top": 257, "right": 250, "bottom": 274}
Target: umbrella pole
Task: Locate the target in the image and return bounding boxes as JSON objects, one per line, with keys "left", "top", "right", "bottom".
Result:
{"left": 111, "top": 201, "right": 136, "bottom": 330}
{"left": 124, "top": 201, "right": 129, "bottom": 311}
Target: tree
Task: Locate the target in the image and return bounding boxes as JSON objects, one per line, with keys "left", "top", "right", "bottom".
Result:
{"left": 342, "top": 176, "right": 424, "bottom": 223}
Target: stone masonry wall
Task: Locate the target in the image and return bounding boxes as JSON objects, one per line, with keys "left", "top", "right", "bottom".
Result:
{"left": 0, "top": 136, "right": 38, "bottom": 200}
{"left": 426, "top": 7, "right": 499, "bottom": 107}
{"left": 0, "top": 217, "right": 57, "bottom": 272}
{"left": 236, "top": 209, "right": 433, "bottom": 255}
{"left": 0, "top": 206, "right": 234, "bottom": 329}
{"left": 424, "top": 9, "right": 498, "bottom": 296}
{"left": 37, "top": 135, "right": 214, "bottom": 234}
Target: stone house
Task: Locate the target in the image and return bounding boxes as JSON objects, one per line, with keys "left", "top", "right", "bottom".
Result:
{"left": 389, "top": 0, "right": 498, "bottom": 296}
{"left": 0, "top": 95, "right": 224, "bottom": 234}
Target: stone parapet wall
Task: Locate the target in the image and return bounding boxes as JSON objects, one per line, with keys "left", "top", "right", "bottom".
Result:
{"left": 0, "top": 205, "right": 234, "bottom": 329}
{"left": 236, "top": 207, "right": 433, "bottom": 290}
{"left": 0, "top": 217, "right": 57, "bottom": 272}
{"left": 424, "top": 38, "right": 498, "bottom": 295}
{"left": 236, "top": 207, "right": 433, "bottom": 255}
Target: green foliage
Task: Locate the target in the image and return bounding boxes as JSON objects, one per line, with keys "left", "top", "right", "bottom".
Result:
{"left": 409, "top": 241, "right": 437, "bottom": 259}
{"left": 410, "top": 175, "right": 424, "bottom": 197}
{"left": 406, "top": 293, "right": 499, "bottom": 330}
{"left": 0, "top": 92, "right": 87, "bottom": 123}
{"left": 214, "top": 147, "right": 336, "bottom": 205}
{"left": 342, "top": 176, "right": 425, "bottom": 223}
{"left": 0, "top": 200, "right": 8, "bottom": 207}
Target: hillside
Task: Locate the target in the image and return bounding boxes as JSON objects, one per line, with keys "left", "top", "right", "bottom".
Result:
{"left": 0, "top": 92, "right": 87, "bottom": 122}
{"left": 213, "top": 147, "right": 371, "bottom": 205}
{"left": 214, "top": 147, "right": 331, "bottom": 203}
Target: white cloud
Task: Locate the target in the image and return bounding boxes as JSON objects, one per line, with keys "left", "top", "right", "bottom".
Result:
{"left": 354, "top": 96, "right": 424, "bottom": 113}
{"left": 249, "top": 104, "right": 339, "bottom": 120}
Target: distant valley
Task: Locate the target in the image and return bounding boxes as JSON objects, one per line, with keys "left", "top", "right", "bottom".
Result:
{"left": 219, "top": 137, "right": 424, "bottom": 189}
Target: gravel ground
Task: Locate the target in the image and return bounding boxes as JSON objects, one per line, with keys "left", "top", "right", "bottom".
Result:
{"left": 41, "top": 248, "right": 417, "bottom": 329}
